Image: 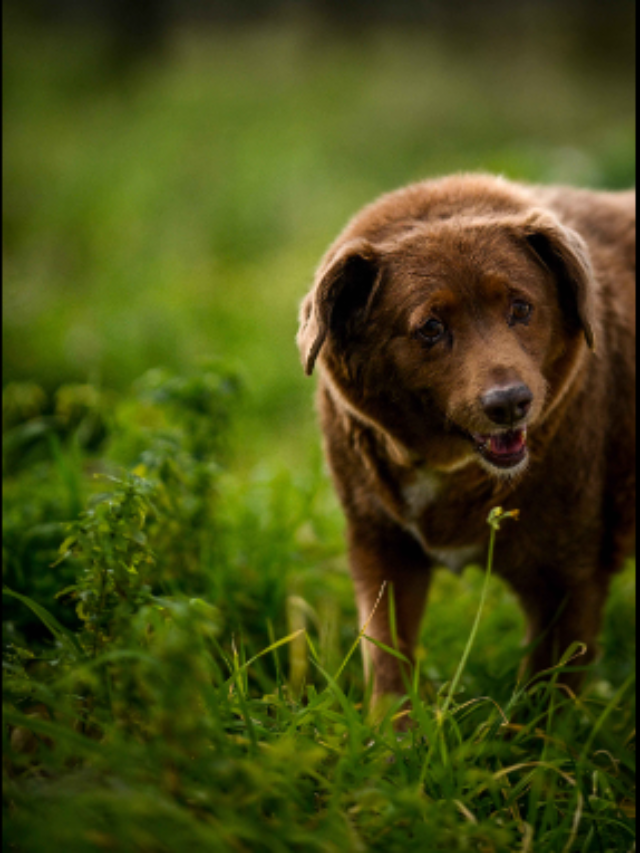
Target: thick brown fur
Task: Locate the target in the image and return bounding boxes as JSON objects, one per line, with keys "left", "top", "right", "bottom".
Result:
{"left": 298, "top": 174, "right": 636, "bottom": 704}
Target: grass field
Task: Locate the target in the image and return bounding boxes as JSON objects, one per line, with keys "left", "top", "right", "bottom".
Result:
{"left": 3, "top": 18, "right": 636, "bottom": 853}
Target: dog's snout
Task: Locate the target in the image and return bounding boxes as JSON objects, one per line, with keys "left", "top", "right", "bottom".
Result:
{"left": 481, "top": 384, "right": 533, "bottom": 426}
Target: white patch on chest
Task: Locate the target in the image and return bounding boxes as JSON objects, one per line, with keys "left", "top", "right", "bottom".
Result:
{"left": 402, "top": 468, "right": 442, "bottom": 519}
{"left": 401, "top": 468, "right": 483, "bottom": 574}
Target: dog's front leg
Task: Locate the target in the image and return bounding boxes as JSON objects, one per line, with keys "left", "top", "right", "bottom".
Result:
{"left": 517, "top": 574, "right": 612, "bottom": 692}
{"left": 347, "top": 516, "right": 432, "bottom": 707}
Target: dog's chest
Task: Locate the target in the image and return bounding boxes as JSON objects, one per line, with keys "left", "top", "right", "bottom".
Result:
{"left": 402, "top": 469, "right": 442, "bottom": 516}
{"left": 400, "top": 468, "right": 484, "bottom": 573}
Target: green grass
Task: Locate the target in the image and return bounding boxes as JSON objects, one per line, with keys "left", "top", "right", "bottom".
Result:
{"left": 3, "top": 18, "right": 636, "bottom": 853}
{"left": 3, "top": 366, "right": 636, "bottom": 853}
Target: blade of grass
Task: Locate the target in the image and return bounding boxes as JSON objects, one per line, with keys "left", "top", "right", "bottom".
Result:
{"left": 388, "top": 582, "right": 399, "bottom": 651}
{"left": 362, "top": 635, "right": 412, "bottom": 667}
{"left": 579, "top": 672, "right": 635, "bottom": 761}
{"left": 4, "top": 707, "right": 103, "bottom": 757}
{"left": 3, "top": 587, "right": 84, "bottom": 657}
{"left": 222, "top": 629, "right": 307, "bottom": 689}
{"left": 333, "top": 581, "right": 387, "bottom": 684}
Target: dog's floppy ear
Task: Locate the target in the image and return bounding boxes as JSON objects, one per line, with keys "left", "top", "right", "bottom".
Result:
{"left": 517, "top": 210, "right": 597, "bottom": 351}
{"left": 297, "top": 238, "right": 381, "bottom": 375}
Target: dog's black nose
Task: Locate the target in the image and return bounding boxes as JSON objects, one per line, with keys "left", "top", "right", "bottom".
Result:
{"left": 481, "top": 385, "right": 533, "bottom": 426}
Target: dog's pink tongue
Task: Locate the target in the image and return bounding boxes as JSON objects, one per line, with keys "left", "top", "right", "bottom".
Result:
{"left": 489, "top": 430, "right": 526, "bottom": 456}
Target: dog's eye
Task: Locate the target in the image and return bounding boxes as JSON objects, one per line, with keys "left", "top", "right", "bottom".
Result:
{"left": 417, "top": 318, "right": 447, "bottom": 344}
{"left": 510, "top": 300, "right": 533, "bottom": 325}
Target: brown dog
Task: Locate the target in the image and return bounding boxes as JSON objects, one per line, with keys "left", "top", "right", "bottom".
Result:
{"left": 298, "top": 174, "right": 636, "bottom": 705}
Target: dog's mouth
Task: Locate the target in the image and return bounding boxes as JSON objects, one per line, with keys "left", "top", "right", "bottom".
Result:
{"left": 470, "top": 428, "right": 528, "bottom": 471}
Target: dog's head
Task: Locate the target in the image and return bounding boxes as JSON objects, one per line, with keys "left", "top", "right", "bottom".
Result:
{"left": 298, "top": 191, "right": 597, "bottom": 477}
